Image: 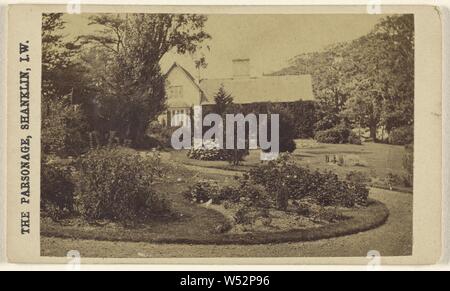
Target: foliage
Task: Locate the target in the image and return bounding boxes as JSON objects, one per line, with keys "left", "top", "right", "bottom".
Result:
{"left": 249, "top": 154, "right": 311, "bottom": 201}
{"left": 42, "top": 13, "right": 83, "bottom": 107}
{"left": 42, "top": 14, "right": 92, "bottom": 157}
{"left": 80, "top": 14, "right": 211, "bottom": 145}
{"left": 234, "top": 207, "right": 257, "bottom": 226}
{"left": 214, "top": 85, "right": 234, "bottom": 116}
{"left": 314, "top": 125, "right": 361, "bottom": 145}
{"left": 42, "top": 100, "right": 90, "bottom": 157}
{"left": 146, "top": 122, "right": 181, "bottom": 149}
{"left": 261, "top": 105, "right": 297, "bottom": 154}
{"left": 183, "top": 180, "right": 221, "bottom": 204}
{"left": 388, "top": 126, "right": 414, "bottom": 145}
{"left": 348, "top": 131, "right": 363, "bottom": 145}
{"left": 236, "top": 179, "right": 273, "bottom": 209}
{"left": 41, "top": 161, "right": 75, "bottom": 221}
{"left": 245, "top": 101, "right": 316, "bottom": 139}
{"left": 249, "top": 154, "right": 369, "bottom": 207}
{"left": 383, "top": 172, "right": 403, "bottom": 189}
{"left": 288, "top": 101, "right": 317, "bottom": 138}
{"left": 187, "top": 140, "right": 249, "bottom": 163}
{"left": 315, "top": 126, "right": 349, "bottom": 144}
{"left": 274, "top": 15, "right": 414, "bottom": 141}
{"left": 184, "top": 178, "right": 272, "bottom": 209}
{"left": 76, "top": 148, "right": 170, "bottom": 224}
{"left": 188, "top": 147, "right": 225, "bottom": 161}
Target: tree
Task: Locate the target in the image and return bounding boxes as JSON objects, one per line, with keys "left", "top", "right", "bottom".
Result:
{"left": 213, "top": 85, "right": 234, "bottom": 116}
{"left": 270, "top": 105, "right": 297, "bottom": 153}
{"left": 42, "top": 14, "right": 89, "bottom": 156}
{"left": 42, "top": 13, "right": 74, "bottom": 105}
{"left": 274, "top": 43, "right": 352, "bottom": 131}
{"left": 274, "top": 15, "right": 414, "bottom": 143}
{"left": 81, "top": 14, "right": 211, "bottom": 146}
{"left": 342, "top": 15, "right": 414, "bottom": 141}
{"left": 42, "top": 100, "right": 89, "bottom": 157}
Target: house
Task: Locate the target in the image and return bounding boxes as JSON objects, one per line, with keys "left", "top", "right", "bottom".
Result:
{"left": 160, "top": 59, "right": 315, "bottom": 127}
{"left": 159, "top": 62, "right": 207, "bottom": 127}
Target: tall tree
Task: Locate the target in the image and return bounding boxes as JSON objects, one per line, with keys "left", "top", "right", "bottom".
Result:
{"left": 81, "top": 14, "right": 211, "bottom": 146}
{"left": 42, "top": 13, "right": 89, "bottom": 156}
{"left": 42, "top": 13, "right": 82, "bottom": 108}
{"left": 213, "top": 85, "right": 234, "bottom": 116}
{"left": 274, "top": 43, "right": 352, "bottom": 131}
{"left": 275, "top": 15, "right": 414, "bottom": 142}
{"left": 343, "top": 15, "right": 414, "bottom": 140}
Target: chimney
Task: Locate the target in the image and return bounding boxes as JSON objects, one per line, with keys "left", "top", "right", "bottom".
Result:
{"left": 232, "top": 59, "right": 250, "bottom": 78}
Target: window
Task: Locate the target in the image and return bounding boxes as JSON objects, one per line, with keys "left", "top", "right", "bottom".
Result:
{"left": 168, "top": 86, "right": 183, "bottom": 99}
{"left": 170, "top": 108, "right": 190, "bottom": 127}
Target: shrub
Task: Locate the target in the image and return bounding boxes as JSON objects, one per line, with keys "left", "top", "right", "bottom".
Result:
{"left": 315, "top": 125, "right": 350, "bottom": 144}
{"left": 389, "top": 126, "right": 414, "bottom": 145}
{"left": 233, "top": 207, "right": 274, "bottom": 227}
{"left": 351, "top": 182, "right": 370, "bottom": 206}
{"left": 187, "top": 140, "right": 249, "bottom": 164}
{"left": 312, "top": 171, "right": 369, "bottom": 207}
{"left": 188, "top": 147, "right": 224, "bottom": 161}
{"left": 41, "top": 161, "right": 75, "bottom": 221}
{"left": 383, "top": 172, "right": 404, "bottom": 190}
{"left": 234, "top": 207, "right": 256, "bottom": 225}
{"left": 311, "top": 171, "right": 354, "bottom": 207}
{"left": 217, "top": 185, "right": 242, "bottom": 204}
{"left": 183, "top": 180, "right": 221, "bottom": 204}
{"left": 249, "top": 154, "right": 313, "bottom": 201}
{"left": 271, "top": 105, "right": 297, "bottom": 153}
{"left": 76, "top": 148, "right": 170, "bottom": 224}
{"left": 147, "top": 122, "right": 181, "bottom": 149}
{"left": 42, "top": 101, "right": 89, "bottom": 157}
{"left": 132, "top": 134, "right": 160, "bottom": 150}
{"left": 184, "top": 179, "right": 272, "bottom": 208}
{"left": 349, "top": 131, "right": 362, "bottom": 145}
{"left": 289, "top": 101, "right": 317, "bottom": 139}
{"left": 249, "top": 154, "right": 369, "bottom": 208}
{"left": 237, "top": 180, "right": 273, "bottom": 209}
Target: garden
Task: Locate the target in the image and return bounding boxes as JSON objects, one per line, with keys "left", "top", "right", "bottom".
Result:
{"left": 41, "top": 143, "right": 392, "bottom": 245}
{"left": 40, "top": 13, "right": 413, "bottom": 252}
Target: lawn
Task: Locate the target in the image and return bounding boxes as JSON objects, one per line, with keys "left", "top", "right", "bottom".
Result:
{"left": 41, "top": 188, "right": 411, "bottom": 258}
{"left": 170, "top": 139, "right": 411, "bottom": 192}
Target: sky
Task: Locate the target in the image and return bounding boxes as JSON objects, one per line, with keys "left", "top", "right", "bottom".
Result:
{"left": 62, "top": 14, "right": 385, "bottom": 80}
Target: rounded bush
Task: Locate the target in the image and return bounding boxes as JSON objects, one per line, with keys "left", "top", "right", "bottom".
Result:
{"left": 314, "top": 125, "right": 362, "bottom": 145}
{"left": 76, "top": 148, "right": 170, "bottom": 224}
{"left": 348, "top": 132, "right": 362, "bottom": 145}
{"left": 249, "top": 155, "right": 369, "bottom": 207}
{"left": 41, "top": 161, "right": 75, "bottom": 221}
{"left": 187, "top": 140, "right": 249, "bottom": 163}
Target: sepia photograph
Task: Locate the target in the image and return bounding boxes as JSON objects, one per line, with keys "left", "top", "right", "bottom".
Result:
{"left": 38, "top": 12, "right": 416, "bottom": 259}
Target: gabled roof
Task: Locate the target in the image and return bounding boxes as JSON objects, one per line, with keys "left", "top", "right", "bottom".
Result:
{"left": 165, "top": 63, "right": 204, "bottom": 92}
{"left": 199, "top": 75, "right": 314, "bottom": 105}
{"left": 165, "top": 62, "right": 208, "bottom": 105}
